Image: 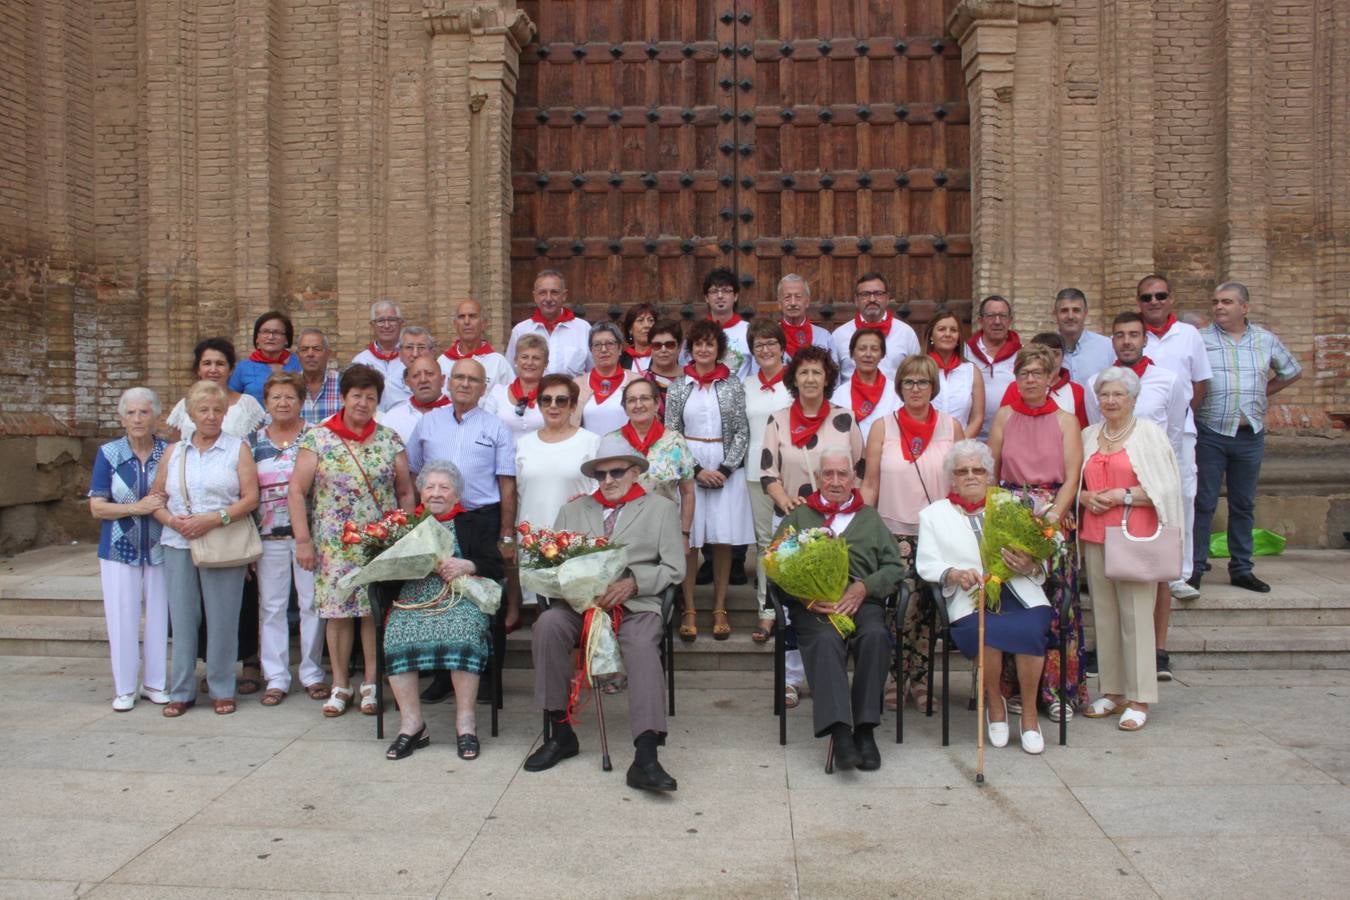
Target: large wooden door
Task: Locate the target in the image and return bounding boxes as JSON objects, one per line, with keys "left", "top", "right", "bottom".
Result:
{"left": 511, "top": 1, "right": 970, "bottom": 328}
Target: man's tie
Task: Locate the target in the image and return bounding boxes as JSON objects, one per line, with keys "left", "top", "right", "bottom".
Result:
{"left": 603, "top": 504, "right": 622, "bottom": 539}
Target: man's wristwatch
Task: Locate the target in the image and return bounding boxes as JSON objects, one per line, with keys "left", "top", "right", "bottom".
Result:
{"left": 218, "top": 509, "right": 232, "bottom": 526}
{"left": 498, "top": 536, "right": 516, "bottom": 546}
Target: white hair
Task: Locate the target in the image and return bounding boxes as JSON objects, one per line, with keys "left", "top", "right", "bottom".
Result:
{"left": 416, "top": 459, "right": 464, "bottom": 497}
{"left": 1093, "top": 366, "right": 1142, "bottom": 399}
{"left": 369, "top": 299, "right": 402, "bottom": 320}
{"left": 777, "top": 273, "right": 811, "bottom": 298}
{"left": 400, "top": 325, "right": 435, "bottom": 347}
{"left": 943, "top": 440, "right": 995, "bottom": 481}
{"left": 118, "top": 387, "right": 162, "bottom": 417}
{"left": 817, "top": 446, "right": 854, "bottom": 471}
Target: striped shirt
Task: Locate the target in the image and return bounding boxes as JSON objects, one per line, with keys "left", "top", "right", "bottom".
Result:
{"left": 1196, "top": 322, "right": 1302, "bottom": 436}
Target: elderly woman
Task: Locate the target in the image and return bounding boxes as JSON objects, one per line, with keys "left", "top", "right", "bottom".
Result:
{"left": 484, "top": 333, "right": 548, "bottom": 438}
{"left": 383, "top": 460, "right": 503, "bottom": 761}
{"left": 249, "top": 372, "right": 326, "bottom": 705}
{"left": 988, "top": 344, "right": 1086, "bottom": 720}
{"left": 665, "top": 319, "right": 753, "bottom": 642}
{"left": 612, "top": 378, "right": 695, "bottom": 512}
{"left": 915, "top": 441, "right": 1053, "bottom": 754}
{"left": 89, "top": 388, "right": 170, "bottom": 711}
{"left": 743, "top": 318, "right": 794, "bottom": 642}
{"left": 832, "top": 327, "right": 899, "bottom": 434}
{"left": 150, "top": 381, "right": 260, "bottom": 717}
{"left": 289, "top": 364, "right": 415, "bottom": 717}
{"left": 230, "top": 311, "right": 302, "bottom": 403}
{"left": 166, "top": 337, "right": 267, "bottom": 442}
{"left": 1079, "top": 367, "right": 1183, "bottom": 732}
{"left": 575, "top": 322, "right": 637, "bottom": 435}
{"left": 621, "top": 302, "right": 657, "bottom": 372}
{"left": 926, "top": 308, "right": 985, "bottom": 437}
{"left": 862, "top": 353, "right": 964, "bottom": 708}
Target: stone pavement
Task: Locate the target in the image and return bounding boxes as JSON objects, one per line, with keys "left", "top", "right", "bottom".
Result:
{"left": 3, "top": 657, "right": 1350, "bottom": 899}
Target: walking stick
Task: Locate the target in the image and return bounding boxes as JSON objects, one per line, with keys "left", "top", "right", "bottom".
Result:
{"left": 593, "top": 676, "right": 613, "bottom": 772}
{"left": 975, "top": 592, "right": 986, "bottom": 785}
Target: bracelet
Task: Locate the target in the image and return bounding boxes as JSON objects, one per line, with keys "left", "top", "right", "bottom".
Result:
{"left": 682, "top": 530, "right": 691, "bottom": 537}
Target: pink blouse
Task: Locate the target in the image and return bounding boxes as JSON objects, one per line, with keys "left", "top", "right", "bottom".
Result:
{"left": 1000, "top": 411, "right": 1067, "bottom": 486}
{"left": 875, "top": 410, "right": 956, "bottom": 535}
{"left": 1079, "top": 449, "right": 1158, "bottom": 545}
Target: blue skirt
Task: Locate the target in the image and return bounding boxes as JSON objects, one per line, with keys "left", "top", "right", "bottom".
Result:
{"left": 950, "top": 586, "right": 1053, "bottom": 659}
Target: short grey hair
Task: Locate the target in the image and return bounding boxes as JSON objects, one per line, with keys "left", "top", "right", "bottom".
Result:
{"left": 534, "top": 269, "right": 567, "bottom": 290}
{"left": 369, "top": 299, "right": 402, "bottom": 321}
{"left": 777, "top": 273, "right": 811, "bottom": 298}
{"left": 589, "top": 321, "right": 623, "bottom": 347}
{"left": 1215, "top": 280, "right": 1250, "bottom": 304}
{"left": 416, "top": 459, "right": 464, "bottom": 497}
{"left": 297, "top": 327, "right": 330, "bottom": 349}
{"left": 118, "top": 387, "right": 162, "bottom": 417}
{"left": 400, "top": 325, "right": 435, "bottom": 347}
{"left": 1093, "top": 366, "right": 1142, "bottom": 399}
{"left": 817, "top": 446, "right": 854, "bottom": 472}
{"left": 1054, "top": 287, "right": 1087, "bottom": 309}
{"left": 943, "top": 440, "right": 996, "bottom": 481}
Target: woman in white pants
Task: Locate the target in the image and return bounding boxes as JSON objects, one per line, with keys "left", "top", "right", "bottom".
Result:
{"left": 89, "top": 388, "right": 171, "bottom": 712}
{"left": 250, "top": 372, "right": 328, "bottom": 705}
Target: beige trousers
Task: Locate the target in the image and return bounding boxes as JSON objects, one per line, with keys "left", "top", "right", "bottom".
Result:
{"left": 1083, "top": 542, "right": 1159, "bottom": 704}
{"left": 748, "top": 480, "right": 776, "bottom": 619}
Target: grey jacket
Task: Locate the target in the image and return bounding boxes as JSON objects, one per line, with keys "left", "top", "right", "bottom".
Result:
{"left": 664, "top": 374, "right": 750, "bottom": 472}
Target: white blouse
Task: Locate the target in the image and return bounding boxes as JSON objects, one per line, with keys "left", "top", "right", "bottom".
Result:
{"left": 831, "top": 377, "right": 901, "bottom": 437}
{"left": 481, "top": 382, "right": 546, "bottom": 440}
{"left": 933, "top": 361, "right": 976, "bottom": 431}
{"left": 742, "top": 375, "right": 792, "bottom": 480}
{"left": 515, "top": 429, "right": 601, "bottom": 531}
{"left": 161, "top": 433, "right": 245, "bottom": 550}
{"left": 580, "top": 386, "right": 630, "bottom": 436}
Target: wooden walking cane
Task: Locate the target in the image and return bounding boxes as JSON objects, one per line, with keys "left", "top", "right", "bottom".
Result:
{"left": 593, "top": 675, "right": 613, "bottom": 772}
{"left": 975, "top": 591, "right": 986, "bottom": 785}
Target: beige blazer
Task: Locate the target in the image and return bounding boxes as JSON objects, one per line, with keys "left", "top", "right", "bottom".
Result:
{"left": 552, "top": 492, "right": 686, "bottom": 615}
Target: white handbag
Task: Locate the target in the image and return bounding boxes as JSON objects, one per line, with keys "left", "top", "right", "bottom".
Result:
{"left": 1104, "top": 506, "right": 1182, "bottom": 583}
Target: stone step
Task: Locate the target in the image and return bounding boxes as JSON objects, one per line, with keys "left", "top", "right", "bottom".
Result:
{"left": 0, "top": 614, "right": 113, "bottom": 658}
{"left": 1165, "top": 625, "right": 1350, "bottom": 669}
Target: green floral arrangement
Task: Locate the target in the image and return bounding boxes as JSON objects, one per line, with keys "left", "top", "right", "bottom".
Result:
{"left": 764, "top": 526, "right": 855, "bottom": 638}
{"left": 978, "top": 487, "right": 1064, "bottom": 610}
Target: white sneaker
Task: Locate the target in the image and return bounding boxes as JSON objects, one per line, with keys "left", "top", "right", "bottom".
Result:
{"left": 1169, "top": 579, "right": 1200, "bottom": 601}
{"left": 112, "top": 693, "right": 136, "bottom": 712}
{"left": 140, "top": 687, "right": 170, "bottom": 705}
{"left": 1020, "top": 727, "right": 1045, "bottom": 755}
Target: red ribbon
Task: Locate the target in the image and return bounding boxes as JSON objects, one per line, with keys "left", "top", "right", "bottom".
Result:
{"left": 366, "top": 342, "right": 399, "bottom": 362}
{"left": 413, "top": 502, "right": 464, "bottom": 522}
{"left": 781, "top": 318, "right": 813, "bottom": 358}
{"left": 531, "top": 307, "right": 576, "bottom": 334}
{"left": 621, "top": 421, "right": 665, "bottom": 455}
{"left": 1116, "top": 356, "right": 1154, "bottom": 377}
{"left": 788, "top": 400, "right": 829, "bottom": 448}
{"left": 684, "top": 362, "right": 731, "bottom": 389}
{"left": 757, "top": 367, "right": 786, "bottom": 392}
{"left": 409, "top": 394, "right": 451, "bottom": 413}
{"left": 947, "top": 492, "right": 986, "bottom": 514}
{"left": 322, "top": 410, "right": 376, "bottom": 442}
{"left": 966, "top": 330, "right": 1022, "bottom": 369}
{"left": 804, "top": 488, "right": 865, "bottom": 530}
{"left": 589, "top": 368, "right": 624, "bottom": 406}
{"left": 1144, "top": 314, "right": 1177, "bottom": 339}
{"left": 849, "top": 373, "right": 887, "bottom": 422}
{"left": 854, "top": 310, "right": 894, "bottom": 338}
{"left": 249, "top": 349, "right": 291, "bottom": 365}
{"left": 930, "top": 350, "right": 962, "bottom": 375}
{"left": 563, "top": 605, "right": 624, "bottom": 725}
{"left": 897, "top": 406, "right": 938, "bottom": 462}
{"left": 444, "top": 340, "right": 495, "bottom": 361}
{"left": 508, "top": 379, "right": 538, "bottom": 408}
{"left": 591, "top": 482, "right": 646, "bottom": 508}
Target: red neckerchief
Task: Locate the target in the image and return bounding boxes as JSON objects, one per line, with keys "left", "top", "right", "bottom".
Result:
{"left": 508, "top": 379, "right": 538, "bottom": 408}
{"left": 897, "top": 406, "right": 938, "bottom": 462}
{"left": 757, "top": 368, "right": 786, "bottom": 392}
{"left": 409, "top": 394, "right": 452, "bottom": 413}
{"left": 592, "top": 482, "right": 646, "bottom": 509}
{"left": 804, "top": 488, "right": 865, "bottom": 531}
{"left": 444, "top": 340, "right": 494, "bottom": 361}
{"left": 854, "top": 310, "right": 894, "bottom": 338}
{"left": 781, "top": 318, "right": 813, "bottom": 358}
{"left": 947, "top": 492, "right": 986, "bottom": 515}
{"left": 323, "top": 411, "right": 376, "bottom": 442}
{"left": 849, "top": 372, "right": 887, "bottom": 422}
{"left": 366, "top": 342, "right": 399, "bottom": 362}
{"left": 788, "top": 399, "right": 829, "bottom": 448}
{"left": 414, "top": 502, "right": 464, "bottom": 522}
{"left": 626, "top": 345, "right": 652, "bottom": 359}
{"left": 1116, "top": 356, "right": 1154, "bottom": 377}
{"left": 1008, "top": 390, "right": 1059, "bottom": 417}
{"left": 1144, "top": 314, "right": 1177, "bottom": 339}
{"left": 589, "top": 368, "right": 624, "bottom": 405}
{"left": 1051, "top": 367, "right": 1073, "bottom": 392}
{"left": 966, "top": 330, "right": 1022, "bottom": 369}
{"left": 710, "top": 313, "right": 743, "bottom": 328}
{"left": 684, "top": 362, "right": 730, "bottom": 389}
{"left": 249, "top": 349, "right": 291, "bottom": 365}
{"left": 531, "top": 307, "right": 576, "bottom": 334}
{"left": 930, "top": 350, "right": 962, "bottom": 375}
{"left": 621, "top": 420, "right": 665, "bottom": 455}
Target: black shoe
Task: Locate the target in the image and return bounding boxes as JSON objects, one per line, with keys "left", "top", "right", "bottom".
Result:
{"left": 854, "top": 729, "right": 881, "bottom": 771}
{"left": 695, "top": 559, "right": 713, "bottom": 585}
{"left": 1156, "top": 649, "right": 1173, "bottom": 682}
{"left": 419, "top": 673, "right": 451, "bottom": 704}
{"left": 385, "top": 724, "right": 430, "bottom": 761}
{"left": 729, "top": 561, "right": 748, "bottom": 585}
{"left": 523, "top": 733, "right": 579, "bottom": 772}
{"left": 1084, "top": 649, "right": 1099, "bottom": 678}
{"left": 626, "top": 758, "right": 678, "bottom": 792}
{"left": 831, "top": 734, "right": 862, "bottom": 771}
{"left": 1186, "top": 572, "right": 1203, "bottom": 590}
{"left": 1231, "top": 573, "right": 1270, "bottom": 593}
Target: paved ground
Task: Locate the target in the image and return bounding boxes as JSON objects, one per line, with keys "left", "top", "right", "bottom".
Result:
{"left": 3, "top": 655, "right": 1350, "bottom": 899}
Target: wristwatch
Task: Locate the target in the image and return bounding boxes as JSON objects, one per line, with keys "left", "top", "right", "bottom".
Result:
{"left": 498, "top": 535, "right": 516, "bottom": 546}
{"left": 218, "top": 509, "right": 232, "bottom": 526}
{"left": 1123, "top": 489, "right": 1134, "bottom": 507}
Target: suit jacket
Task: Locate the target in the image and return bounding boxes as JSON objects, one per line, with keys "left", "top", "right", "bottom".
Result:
{"left": 664, "top": 374, "right": 750, "bottom": 471}
{"left": 552, "top": 492, "right": 686, "bottom": 615}
{"left": 915, "top": 498, "right": 1049, "bottom": 624}
{"left": 774, "top": 504, "right": 904, "bottom": 605}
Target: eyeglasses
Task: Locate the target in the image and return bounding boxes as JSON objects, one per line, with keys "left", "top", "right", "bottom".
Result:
{"left": 1016, "top": 369, "right": 1049, "bottom": 379}
{"left": 372, "top": 317, "right": 402, "bottom": 326}
{"left": 706, "top": 286, "right": 737, "bottom": 296}
{"left": 953, "top": 467, "right": 988, "bottom": 477}
{"left": 753, "top": 341, "right": 782, "bottom": 352}
{"left": 650, "top": 339, "right": 679, "bottom": 350}
{"left": 591, "top": 340, "right": 619, "bottom": 351}
{"left": 593, "top": 465, "right": 633, "bottom": 481}
{"left": 258, "top": 328, "right": 287, "bottom": 337}
{"left": 1138, "top": 291, "right": 1170, "bottom": 303}
{"left": 537, "top": 394, "right": 571, "bottom": 407}
{"left": 624, "top": 394, "right": 655, "bottom": 405}
{"left": 402, "top": 344, "right": 432, "bottom": 353}
{"left": 855, "top": 290, "right": 888, "bottom": 300}
{"left": 900, "top": 379, "right": 932, "bottom": 390}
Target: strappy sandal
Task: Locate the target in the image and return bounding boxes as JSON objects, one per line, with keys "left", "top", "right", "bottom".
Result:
{"left": 457, "top": 733, "right": 480, "bottom": 760}
{"left": 359, "top": 682, "right": 378, "bottom": 715}
{"left": 323, "top": 685, "right": 354, "bottom": 717}
{"left": 304, "top": 682, "right": 330, "bottom": 701}
{"left": 679, "top": 609, "right": 698, "bottom": 643}
{"left": 260, "top": 688, "right": 286, "bottom": 707}
{"left": 162, "top": 700, "right": 194, "bottom": 718}
{"left": 386, "top": 725, "right": 430, "bottom": 760}
{"left": 712, "top": 609, "right": 731, "bottom": 641}
{"left": 213, "top": 697, "right": 236, "bottom": 715}
{"left": 784, "top": 683, "right": 801, "bottom": 709}
{"left": 751, "top": 619, "right": 774, "bottom": 644}
{"left": 237, "top": 664, "right": 262, "bottom": 695}
{"left": 1083, "top": 697, "right": 1122, "bottom": 718}
{"left": 1118, "top": 706, "right": 1148, "bottom": 731}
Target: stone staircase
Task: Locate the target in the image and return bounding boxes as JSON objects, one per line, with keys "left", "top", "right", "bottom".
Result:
{"left": 3, "top": 544, "right": 1348, "bottom": 671}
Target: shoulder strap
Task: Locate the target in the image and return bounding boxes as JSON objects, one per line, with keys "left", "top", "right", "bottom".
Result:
{"left": 339, "top": 435, "right": 383, "bottom": 512}
{"left": 177, "top": 442, "right": 193, "bottom": 514}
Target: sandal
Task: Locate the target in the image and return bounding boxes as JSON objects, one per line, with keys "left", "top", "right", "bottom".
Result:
{"left": 323, "top": 685, "right": 354, "bottom": 717}
{"left": 359, "top": 682, "right": 378, "bottom": 715}
{"left": 712, "top": 609, "right": 731, "bottom": 641}
{"left": 1046, "top": 699, "right": 1075, "bottom": 723}
{"left": 751, "top": 619, "right": 774, "bottom": 644}
{"left": 304, "top": 682, "right": 330, "bottom": 701}
{"left": 1118, "top": 706, "right": 1148, "bottom": 731}
{"left": 784, "top": 683, "right": 800, "bottom": 709}
{"left": 213, "top": 697, "right": 236, "bottom": 715}
{"left": 386, "top": 724, "right": 430, "bottom": 760}
{"left": 237, "top": 664, "right": 262, "bottom": 695}
{"left": 1083, "top": 697, "right": 1122, "bottom": 719}
{"left": 456, "top": 733, "right": 480, "bottom": 760}
{"left": 162, "top": 700, "right": 194, "bottom": 718}
{"left": 679, "top": 609, "right": 698, "bottom": 643}
{"left": 260, "top": 688, "right": 286, "bottom": 707}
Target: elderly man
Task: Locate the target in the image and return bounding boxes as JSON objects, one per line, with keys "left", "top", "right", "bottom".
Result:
{"left": 771, "top": 447, "right": 904, "bottom": 771}
{"left": 525, "top": 433, "right": 686, "bottom": 792}
{"left": 965, "top": 294, "right": 1022, "bottom": 439}
{"left": 378, "top": 326, "right": 437, "bottom": 412}
{"left": 830, "top": 271, "right": 920, "bottom": 379}
{"left": 296, "top": 328, "right": 341, "bottom": 426}
{"left": 775, "top": 274, "right": 834, "bottom": 363}
{"left": 444, "top": 299, "right": 514, "bottom": 393}
{"left": 1054, "top": 288, "right": 1115, "bottom": 385}
{"left": 506, "top": 270, "right": 592, "bottom": 377}
{"left": 1192, "top": 281, "right": 1302, "bottom": 595}
{"left": 378, "top": 353, "right": 449, "bottom": 443}
{"left": 352, "top": 299, "right": 405, "bottom": 376}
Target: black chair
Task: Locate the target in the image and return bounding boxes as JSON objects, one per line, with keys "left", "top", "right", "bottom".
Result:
{"left": 368, "top": 579, "right": 506, "bottom": 741}
{"left": 767, "top": 584, "right": 901, "bottom": 772}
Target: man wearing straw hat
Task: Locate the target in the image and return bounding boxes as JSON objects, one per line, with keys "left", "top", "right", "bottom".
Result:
{"left": 524, "top": 434, "right": 686, "bottom": 792}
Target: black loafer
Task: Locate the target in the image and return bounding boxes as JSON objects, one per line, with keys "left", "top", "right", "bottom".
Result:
{"left": 626, "top": 759, "right": 678, "bottom": 792}
{"left": 831, "top": 736, "right": 862, "bottom": 771}
{"left": 729, "top": 562, "right": 748, "bottom": 585}
{"left": 386, "top": 724, "right": 430, "bottom": 761}
{"left": 419, "top": 673, "right": 452, "bottom": 703}
{"left": 855, "top": 730, "right": 881, "bottom": 771}
{"left": 523, "top": 733, "right": 579, "bottom": 772}
{"left": 1230, "top": 573, "right": 1271, "bottom": 593}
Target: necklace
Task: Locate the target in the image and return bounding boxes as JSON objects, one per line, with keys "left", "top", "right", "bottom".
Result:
{"left": 268, "top": 425, "right": 301, "bottom": 450}
{"left": 1102, "top": 418, "right": 1135, "bottom": 444}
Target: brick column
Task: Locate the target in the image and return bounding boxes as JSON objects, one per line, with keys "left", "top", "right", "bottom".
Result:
{"left": 423, "top": 1, "right": 535, "bottom": 347}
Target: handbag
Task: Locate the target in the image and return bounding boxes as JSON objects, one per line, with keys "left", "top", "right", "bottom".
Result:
{"left": 178, "top": 443, "right": 263, "bottom": 568}
{"left": 1104, "top": 505, "right": 1181, "bottom": 583}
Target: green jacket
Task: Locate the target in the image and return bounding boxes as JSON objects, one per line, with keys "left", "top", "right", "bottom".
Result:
{"left": 775, "top": 504, "right": 905, "bottom": 604}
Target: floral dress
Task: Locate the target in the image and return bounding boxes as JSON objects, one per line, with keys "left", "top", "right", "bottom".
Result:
{"left": 298, "top": 424, "right": 404, "bottom": 619}
{"left": 383, "top": 521, "right": 491, "bottom": 676}
{"left": 610, "top": 428, "right": 696, "bottom": 505}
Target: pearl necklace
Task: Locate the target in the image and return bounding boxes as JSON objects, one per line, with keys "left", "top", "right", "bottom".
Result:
{"left": 1102, "top": 418, "right": 1135, "bottom": 444}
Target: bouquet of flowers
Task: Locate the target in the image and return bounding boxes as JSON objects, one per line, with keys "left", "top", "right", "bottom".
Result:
{"left": 340, "top": 508, "right": 421, "bottom": 563}
{"left": 516, "top": 521, "right": 629, "bottom": 719}
{"left": 763, "top": 526, "right": 855, "bottom": 638}
{"left": 977, "top": 487, "right": 1066, "bottom": 610}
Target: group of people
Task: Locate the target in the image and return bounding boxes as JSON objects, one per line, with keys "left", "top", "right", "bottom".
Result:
{"left": 89, "top": 267, "right": 1301, "bottom": 787}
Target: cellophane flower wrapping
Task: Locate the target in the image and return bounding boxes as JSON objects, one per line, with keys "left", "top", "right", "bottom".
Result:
{"left": 338, "top": 516, "right": 502, "bottom": 616}
{"left": 763, "top": 526, "right": 855, "bottom": 638}
{"left": 978, "top": 487, "right": 1062, "bottom": 609}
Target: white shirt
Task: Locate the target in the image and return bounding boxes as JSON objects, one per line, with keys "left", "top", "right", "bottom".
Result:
{"left": 506, "top": 317, "right": 593, "bottom": 377}
{"left": 481, "top": 381, "right": 546, "bottom": 439}
{"left": 1146, "top": 321, "right": 1213, "bottom": 435}
{"left": 743, "top": 375, "right": 792, "bottom": 480}
{"left": 352, "top": 346, "right": 405, "bottom": 409}
{"left": 377, "top": 399, "right": 427, "bottom": 444}
{"left": 515, "top": 429, "right": 600, "bottom": 531}
{"left": 964, "top": 334, "right": 1018, "bottom": 440}
{"left": 439, "top": 350, "right": 514, "bottom": 396}
{"left": 831, "top": 317, "right": 920, "bottom": 379}
{"left": 580, "top": 386, "right": 630, "bottom": 437}
{"left": 161, "top": 433, "right": 245, "bottom": 550}
{"left": 1062, "top": 329, "right": 1116, "bottom": 386}
{"left": 1086, "top": 363, "right": 1187, "bottom": 457}
{"left": 831, "top": 376, "right": 901, "bottom": 437}
{"left": 379, "top": 374, "right": 412, "bottom": 412}
{"left": 933, "top": 361, "right": 977, "bottom": 431}
{"left": 751, "top": 321, "right": 834, "bottom": 374}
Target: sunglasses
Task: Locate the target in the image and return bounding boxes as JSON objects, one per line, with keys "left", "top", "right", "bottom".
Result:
{"left": 953, "top": 467, "right": 988, "bottom": 477}
{"left": 650, "top": 339, "right": 679, "bottom": 350}
{"left": 537, "top": 394, "right": 571, "bottom": 407}
{"left": 593, "top": 465, "right": 633, "bottom": 481}
{"left": 1139, "top": 291, "right": 1170, "bottom": 302}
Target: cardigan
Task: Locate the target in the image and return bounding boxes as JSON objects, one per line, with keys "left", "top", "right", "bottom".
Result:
{"left": 664, "top": 373, "right": 750, "bottom": 472}
{"left": 1079, "top": 417, "right": 1183, "bottom": 532}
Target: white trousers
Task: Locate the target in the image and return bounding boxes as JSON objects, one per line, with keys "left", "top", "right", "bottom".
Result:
{"left": 99, "top": 559, "right": 169, "bottom": 696}
{"left": 257, "top": 538, "right": 325, "bottom": 691}
{"left": 1180, "top": 432, "right": 1198, "bottom": 581}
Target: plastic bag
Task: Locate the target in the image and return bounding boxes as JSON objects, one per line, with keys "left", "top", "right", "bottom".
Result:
{"left": 1209, "top": 528, "right": 1287, "bottom": 558}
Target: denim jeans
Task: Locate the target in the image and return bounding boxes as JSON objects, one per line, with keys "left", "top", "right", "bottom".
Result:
{"left": 1193, "top": 423, "right": 1266, "bottom": 577}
